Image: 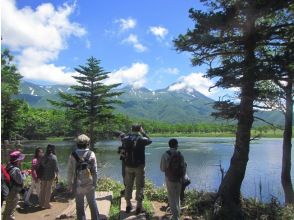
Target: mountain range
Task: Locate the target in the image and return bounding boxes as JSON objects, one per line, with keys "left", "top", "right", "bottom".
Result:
{"left": 18, "top": 80, "right": 285, "bottom": 125}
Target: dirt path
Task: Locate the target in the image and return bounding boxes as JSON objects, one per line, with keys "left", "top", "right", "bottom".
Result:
{"left": 151, "top": 201, "right": 171, "bottom": 220}
{"left": 15, "top": 201, "right": 72, "bottom": 220}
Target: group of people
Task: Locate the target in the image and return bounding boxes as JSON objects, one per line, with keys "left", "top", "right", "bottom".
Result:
{"left": 1, "top": 134, "right": 100, "bottom": 220}
{"left": 1, "top": 124, "right": 189, "bottom": 220}
{"left": 116, "top": 124, "right": 189, "bottom": 220}
{"left": 1, "top": 144, "right": 58, "bottom": 220}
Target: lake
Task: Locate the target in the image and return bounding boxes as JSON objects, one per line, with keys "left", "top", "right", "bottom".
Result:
{"left": 20, "top": 137, "right": 293, "bottom": 202}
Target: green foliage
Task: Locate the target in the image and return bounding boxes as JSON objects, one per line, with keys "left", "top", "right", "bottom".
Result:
{"left": 15, "top": 105, "right": 69, "bottom": 140}
{"left": 96, "top": 178, "right": 124, "bottom": 220}
{"left": 1, "top": 49, "right": 23, "bottom": 140}
{"left": 279, "top": 205, "right": 294, "bottom": 220}
{"left": 50, "top": 57, "right": 122, "bottom": 148}
{"left": 144, "top": 180, "right": 167, "bottom": 202}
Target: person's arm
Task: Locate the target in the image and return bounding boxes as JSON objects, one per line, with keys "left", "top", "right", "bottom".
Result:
{"left": 90, "top": 152, "right": 98, "bottom": 187}
{"left": 31, "top": 158, "right": 38, "bottom": 181}
{"left": 11, "top": 168, "right": 25, "bottom": 185}
{"left": 181, "top": 153, "right": 187, "bottom": 176}
{"left": 54, "top": 155, "right": 59, "bottom": 176}
{"left": 160, "top": 153, "right": 167, "bottom": 172}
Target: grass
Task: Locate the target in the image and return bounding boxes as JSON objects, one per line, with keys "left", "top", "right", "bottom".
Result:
{"left": 96, "top": 178, "right": 124, "bottom": 220}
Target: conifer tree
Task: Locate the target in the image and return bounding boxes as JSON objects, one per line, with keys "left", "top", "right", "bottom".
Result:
{"left": 51, "top": 57, "right": 121, "bottom": 149}
{"left": 174, "top": 0, "right": 292, "bottom": 217}
{"left": 1, "top": 49, "right": 23, "bottom": 141}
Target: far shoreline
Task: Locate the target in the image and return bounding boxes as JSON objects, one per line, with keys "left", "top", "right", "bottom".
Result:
{"left": 17, "top": 133, "right": 285, "bottom": 143}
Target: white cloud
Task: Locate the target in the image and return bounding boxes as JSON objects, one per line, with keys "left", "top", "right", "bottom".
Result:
{"left": 168, "top": 73, "right": 215, "bottom": 96}
{"left": 122, "top": 34, "right": 147, "bottom": 52}
{"left": 105, "top": 63, "right": 149, "bottom": 88}
{"left": 149, "top": 26, "right": 168, "bottom": 39}
{"left": 1, "top": 0, "right": 86, "bottom": 85}
{"left": 115, "top": 18, "right": 136, "bottom": 31}
{"left": 161, "top": 67, "right": 179, "bottom": 75}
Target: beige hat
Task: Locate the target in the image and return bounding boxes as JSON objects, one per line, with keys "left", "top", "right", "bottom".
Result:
{"left": 76, "top": 134, "right": 90, "bottom": 146}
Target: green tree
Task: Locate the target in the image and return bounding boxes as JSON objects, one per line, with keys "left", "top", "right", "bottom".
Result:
{"left": 253, "top": 4, "right": 294, "bottom": 203}
{"left": 174, "top": 0, "right": 292, "bottom": 217}
{"left": 51, "top": 57, "right": 121, "bottom": 149}
{"left": 1, "top": 49, "right": 23, "bottom": 141}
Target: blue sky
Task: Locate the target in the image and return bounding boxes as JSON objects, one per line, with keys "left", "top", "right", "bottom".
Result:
{"left": 2, "top": 0, "right": 233, "bottom": 99}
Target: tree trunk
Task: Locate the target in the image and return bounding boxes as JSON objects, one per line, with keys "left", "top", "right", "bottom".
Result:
{"left": 89, "top": 121, "right": 95, "bottom": 150}
{"left": 281, "top": 78, "right": 294, "bottom": 204}
{"left": 215, "top": 20, "right": 256, "bottom": 220}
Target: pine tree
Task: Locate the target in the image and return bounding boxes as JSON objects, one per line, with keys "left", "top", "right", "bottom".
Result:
{"left": 51, "top": 57, "right": 122, "bottom": 149}
{"left": 174, "top": 0, "right": 292, "bottom": 217}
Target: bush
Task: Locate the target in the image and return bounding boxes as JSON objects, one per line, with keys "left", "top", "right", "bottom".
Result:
{"left": 279, "top": 205, "right": 294, "bottom": 220}
{"left": 144, "top": 180, "right": 167, "bottom": 202}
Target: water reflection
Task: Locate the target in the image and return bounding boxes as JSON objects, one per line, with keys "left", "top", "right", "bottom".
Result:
{"left": 20, "top": 137, "right": 293, "bottom": 202}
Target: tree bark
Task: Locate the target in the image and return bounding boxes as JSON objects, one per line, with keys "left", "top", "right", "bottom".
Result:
{"left": 215, "top": 19, "right": 256, "bottom": 220}
{"left": 281, "top": 78, "right": 294, "bottom": 204}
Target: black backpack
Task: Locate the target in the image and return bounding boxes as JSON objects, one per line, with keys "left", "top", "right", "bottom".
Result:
{"left": 165, "top": 150, "right": 185, "bottom": 182}
{"left": 36, "top": 158, "right": 45, "bottom": 179}
{"left": 123, "top": 135, "right": 140, "bottom": 167}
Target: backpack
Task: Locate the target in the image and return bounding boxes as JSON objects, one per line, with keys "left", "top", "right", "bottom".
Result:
{"left": 4, "top": 164, "right": 23, "bottom": 190}
{"left": 165, "top": 150, "right": 185, "bottom": 182}
{"left": 72, "top": 150, "right": 93, "bottom": 194}
{"left": 123, "top": 135, "right": 140, "bottom": 167}
{"left": 1, "top": 165, "right": 10, "bottom": 198}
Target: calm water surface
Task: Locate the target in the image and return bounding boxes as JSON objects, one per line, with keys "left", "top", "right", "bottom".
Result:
{"left": 21, "top": 137, "right": 293, "bottom": 202}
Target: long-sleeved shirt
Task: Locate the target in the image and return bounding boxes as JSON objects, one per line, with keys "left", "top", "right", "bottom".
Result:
{"left": 6, "top": 164, "right": 25, "bottom": 192}
{"left": 40, "top": 153, "right": 59, "bottom": 181}
{"left": 67, "top": 148, "right": 98, "bottom": 188}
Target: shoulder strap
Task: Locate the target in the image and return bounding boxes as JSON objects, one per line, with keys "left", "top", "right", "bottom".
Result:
{"left": 72, "top": 151, "right": 81, "bottom": 163}
{"left": 84, "top": 150, "right": 92, "bottom": 162}
{"left": 72, "top": 150, "right": 92, "bottom": 163}
{"left": 166, "top": 150, "right": 171, "bottom": 156}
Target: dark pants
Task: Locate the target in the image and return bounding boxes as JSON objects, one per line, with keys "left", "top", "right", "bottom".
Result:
{"left": 122, "top": 161, "right": 126, "bottom": 186}
{"left": 76, "top": 188, "right": 99, "bottom": 220}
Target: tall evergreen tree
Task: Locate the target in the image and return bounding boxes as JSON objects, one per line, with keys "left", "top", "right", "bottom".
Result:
{"left": 51, "top": 57, "right": 122, "bottom": 149}
{"left": 1, "top": 49, "right": 23, "bottom": 141}
{"left": 174, "top": 0, "right": 292, "bottom": 218}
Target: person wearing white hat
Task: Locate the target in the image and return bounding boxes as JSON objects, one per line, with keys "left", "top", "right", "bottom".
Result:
{"left": 67, "top": 134, "right": 99, "bottom": 220}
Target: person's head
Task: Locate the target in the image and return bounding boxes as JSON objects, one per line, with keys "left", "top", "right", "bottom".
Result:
{"left": 46, "top": 144, "right": 56, "bottom": 155}
{"left": 34, "top": 147, "right": 43, "bottom": 159}
{"left": 168, "top": 139, "right": 178, "bottom": 149}
{"left": 132, "top": 124, "right": 141, "bottom": 132}
{"left": 76, "top": 134, "right": 90, "bottom": 149}
{"left": 9, "top": 150, "right": 25, "bottom": 166}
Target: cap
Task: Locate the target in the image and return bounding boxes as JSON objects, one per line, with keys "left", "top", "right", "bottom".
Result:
{"left": 76, "top": 134, "right": 90, "bottom": 146}
{"left": 9, "top": 150, "right": 25, "bottom": 163}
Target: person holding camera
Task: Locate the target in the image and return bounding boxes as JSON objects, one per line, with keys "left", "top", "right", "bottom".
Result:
{"left": 123, "top": 124, "right": 152, "bottom": 215}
